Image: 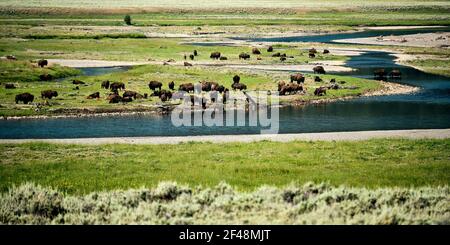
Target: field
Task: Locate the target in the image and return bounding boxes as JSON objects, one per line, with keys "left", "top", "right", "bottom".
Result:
{"left": 1, "top": 139, "right": 448, "bottom": 194}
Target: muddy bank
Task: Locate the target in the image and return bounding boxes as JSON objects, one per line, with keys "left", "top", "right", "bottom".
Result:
{"left": 334, "top": 32, "right": 450, "bottom": 48}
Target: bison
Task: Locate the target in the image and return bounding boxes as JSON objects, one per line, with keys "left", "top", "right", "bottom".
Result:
{"left": 239, "top": 53, "right": 250, "bottom": 60}
{"left": 168, "top": 81, "right": 175, "bottom": 90}
{"left": 252, "top": 48, "right": 261, "bottom": 55}
{"left": 41, "top": 90, "right": 58, "bottom": 99}
{"left": 219, "top": 56, "right": 228, "bottom": 60}
{"left": 374, "top": 69, "right": 387, "bottom": 79}
{"left": 72, "top": 79, "right": 85, "bottom": 85}
{"left": 309, "top": 53, "right": 316, "bottom": 58}
{"left": 184, "top": 62, "right": 192, "bottom": 66}
{"left": 330, "top": 78, "right": 336, "bottom": 83}
{"left": 314, "top": 87, "right": 327, "bottom": 96}
{"left": 323, "top": 49, "right": 330, "bottom": 54}
{"left": 314, "top": 76, "right": 323, "bottom": 82}
{"left": 189, "top": 54, "right": 194, "bottom": 60}
{"left": 87, "top": 92, "right": 100, "bottom": 99}
{"left": 313, "top": 66, "right": 326, "bottom": 74}
{"left": 101, "top": 80, "right": 110, "bottom": 89}
{"left": 179, "top": 83, "right": 194, "bottom": 93}
{"left": 122, "top": 90, "right": 139, "bottom": 99}
{"left": 193, "top": 50, "right": 198, "bottom": 56}
{"left": 279, "top": 83, "right": 303, "bottom": 96}
{"left": 39, "top": 74, "right": 53, "bottom": 81}
{"left": 290, "top": 74, "right": 305, "bottom": 84}
{"left": 108, "top": 94, "right": 122, "bottom": 103}
{"left": 148, "top": 81, "right": 162, "bottom": 91}
{"left": 389, "top": 69, "right": 402, "bottom": 79}
{"left": 159, "top": 90, "right": 172, "bottom": 102}
{"left": 15, "top": 92, "right": 34, "bottom": 104}
{"left": 210, "top": 52, "right": 221, "bottom": 59}
{"left": 267, "top": 46, "right": 273, "bottom": 52}
{"left": 122, "top": 96, "right": 133, "bottom": 103}
{"left": 280, "top": 57, "right": 286, "bottom": 62}
{"left": 272, "top": 52, "right": 281, "bottom": 57}
{"left": 309, "top": 48, "right": 317, "bottom": 54}
{"left": 233, "top": 75, "right": 240, "bottom": 83}
{"left": 38, "top": 59, "right": 48, "bottom": 68}
{"left": 110, "top": 82, "right": 125, "bottom": 91}
{"left": 6, "top": 55, "right": 16, "bottom": 60}
{"left": 4, "top": 83, "right": 15, "bottom": 89}
{"left": 232, "top": 82, "right": 247, "bottom": 91}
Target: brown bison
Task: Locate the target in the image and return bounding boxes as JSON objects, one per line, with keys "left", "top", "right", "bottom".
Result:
{"left": 389, "top": 69, "right": 402, "bottom": 78}
{"left": 201, "top": 81, "right": 219, "bottom": 92}
{"left": 215, "top": 85, "right": 225, "bottom": 93}
{"left": 184, "top": 62, "right": 192, "bottom": 66}
{"left": 159, "top": 90, "right": 172, "bottom": 102}
{"left": 279, "top": 83, "right": 303, "bottom": 96}
{"left": 219, "top": 56, "right": 228, "bottom": 60}
{"left": 108, "top": 94, "right": 122, "bottom": 103}
{"left": 193, "top": 50, "right": 198, "bottom": 56}
{"left": 210, "top": 52, "right": 221, "bottom": 59}
{"left": 309, "top": 53, "right": 316, "bottom": 58}
{"left": 232, "top": 82, "right": 247, "bottom": 91}
{"left": 314, "top": 87, "right": 327, "bottom": 96}
{"left": 280, "top": 57, "right": 286, "bottom": 62}
{"left": 38, "top": 59, "right": 48, "bottom": 68}
{"left": 110, "top": 82, "right": 125, "bottom": 91}
{"left": 148, "top": 81, "right": 162, "bottom": 91}
{"left": 374, "top": 69, "right": 387, "bottom": 80}
{"left": 330, "top": 78, "right": 336, "bottom": 83}
{"left": 313, "top": 66, "right": 326, "bottom": 74}
{"left": 122, "top": 90, "right": 139, "bottom": 99}
{"left": 15, "top": 92, "right": 34, "bottom": 104}
{"left": 252, "top": 48, "right": 261, "bottom": 55}
{"left": 72, "top": 79, "right": 85, "bottom": 85}
{"left": 6, "top": 55, "right": 16, "bottom": 60}
{"left": 4, "top": 83, "right": 15, "bottom": 89}
{"left": 189, "top": 54, "right": 194, "bottom": 60}
{"left": 179, "top": 83, "right": 194, "bottom": 93}
{"left": 41, "top": 90, "right": 58, "bottom": 99}
{"left": 122, "top": 96, "right": 133, "bottom": 103}
{"left": 168, "top": 81, "right": 175, "bottom": 90}
{"left": 290, "top": 74, "right": 305, "bottom": 84}
{"left": 87, "top": 92, "right": 100, "bottom": 99}
{"left": 314, "top": 76, "right": 323, "bottom": 82}
{"left": 233, "top": 75, "right": 240, "bottom": 84}
{"left": 267, "top": 46, "right": 273, "bottom": 52}
{"left": 101, "top": 80, "right": 110, "bottom": 89}
{"left": 272, "top": 52, "right": 281, "bottom": 57}
{"left": 323, "top": 49, "right": 330, "bottom": 54}
{"left": 239, "top": 53, "right": 250, "bottom": 60}
{"left": 39, "top": 74, "right": 53, "bottom": 81}
{"left": 309, "top": 48, "right": 317, "bottom": 54}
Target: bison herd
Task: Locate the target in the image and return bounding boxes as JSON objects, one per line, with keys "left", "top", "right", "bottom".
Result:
{"left": 374, "top": 69, "right": 402, "bottom": 80}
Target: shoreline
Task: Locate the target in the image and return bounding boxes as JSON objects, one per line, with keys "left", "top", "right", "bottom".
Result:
{"left": 1, "top": 128, "right": 448, "bottom": 144}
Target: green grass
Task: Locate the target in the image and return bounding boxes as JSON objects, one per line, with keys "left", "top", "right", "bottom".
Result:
{"left": 404, "top": 59, "right": 450, "bottom": 77}
{"left": 1, "top": 139, "right": 449, "bottom": 194}
{"left": 0, "top": 59, "right": 80, "bottom": 82}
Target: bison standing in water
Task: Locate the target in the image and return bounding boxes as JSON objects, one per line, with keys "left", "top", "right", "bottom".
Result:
{"left": 389, "top": 69, "right": 402, "bottom": 79}
{"left": 101, "top": 80, "right": 110, "bottom": 89}
{"left": 148, "top": 81, "right": 162, "bottom": 91}
{"left": 252, "top": 48, "right": 261, "bottom": 54}
{"left": 314, "top": 87, "right": 327, "bottom": 96}
{"left": 15, "top": 93, "right": 34, "bottom": 104}
{"left": 210, "top": 52, "right": 221, "bottom": 59}
{"left": 239, "top": 53, "right": 250, "bottom": 60}
{"left": 290, "top": 73, "right": 305, "bottom": 84}
{"left": 41, "top": 90, "right": 58, "bottom": 99}
{"left": 373, "top": 69, "right": 386, "bottom": 79}
{"left": 38, "top": 59, "right": 48, "bottom": 68}
{"left": 313, "top": 66, "right": 326, "bottom": 74}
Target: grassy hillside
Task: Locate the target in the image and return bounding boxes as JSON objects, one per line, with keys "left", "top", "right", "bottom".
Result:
{"left": 0, "top": 139, "right": 449, "bottom": 194}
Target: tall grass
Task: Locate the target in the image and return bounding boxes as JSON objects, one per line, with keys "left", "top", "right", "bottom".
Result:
{"left": 0, "top": 182, "right": 448, "bottom": 224}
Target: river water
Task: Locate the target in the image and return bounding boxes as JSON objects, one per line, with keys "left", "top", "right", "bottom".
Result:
{"left": 1, "top": 28, "right": 449, "bottom": 139}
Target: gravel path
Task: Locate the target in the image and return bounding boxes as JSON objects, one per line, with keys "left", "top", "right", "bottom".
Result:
{"left": 1, "top": 129, "right": 448, "bottom": 145}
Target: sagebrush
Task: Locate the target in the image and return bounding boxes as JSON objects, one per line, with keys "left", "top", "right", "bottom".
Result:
{"left": 1, "top": 182, "right": 448, "bottom": 224}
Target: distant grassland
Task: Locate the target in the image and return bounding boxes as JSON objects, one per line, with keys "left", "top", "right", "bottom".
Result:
{"left": 0, "top": 139, "right": 449, "bottom": 194}
{"left": 404, "top": 59, "right": 450, "bottom": 77}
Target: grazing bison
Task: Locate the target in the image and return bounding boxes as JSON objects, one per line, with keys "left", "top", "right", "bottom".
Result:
{"left": 189, "top": 54, "right": 194, "bottom": 60}
{"left": 110, "top": 82, "right": 125, "bottom": 91}
{"left": 309, "top": 53, "right": 316, "bottom": 58}
{"left": 87, "top": 92, "right": 100, "bottom": 99}
{"left": 41, "top": 90, "right": 58, "bottom": 99}
{"left": 210, "top": 52, "right": 221, "bottom": 59}
{"left": 39, "top": 74, "right": 53, "bottom": 81}
{"left": 101, "top": 80, "right": 110, "bottom": 89}
{"left": 38, "top": 59, "right": 48, "bottom": 68}
{"left": 323, "top": 49, "right": 330, "bottom": 54}
{"left": 193, "top": 50, "right": 198, "bottom": 56}
{"left": 179, "top": 83, "right": 194, "bottom": 93}
{"left": 4, "top": 83, "right": 15, "bottom": 89}
{"left": 280, "top": 57, "right": 286, "bottom": 62}
{"left": 328, "top": 84, "right": 340, "bottom": 90}
{"left": 108, "top": 94, "right": 122, "bottom": 103}
{"left": 72, "top": 79, "right": 85, "bottom": 85}
{"left": 272, "top": 52, "right": 281, "bottom": 57}
{"left": 148, "top": 81, "right": 162, "bottom": 91}
{"left": 184, "top": 62, "right": 192, "bottom": 66}
{"left": 6, "top": 55, "right": 16, "bottom": 60}
{"left": 314, "top": 76, "right": 323, "bottom": 82}
{"left": 280, "top": 53, "right": 287, "bottom": 57}
{"left": 389, "top": 69, "right": 402, "bottom": 79}
{"left": 313, "top": 66, "right": 326, "bottom": 74}
{"left": 201, "top": 81, "right": 219, "bottom": 92}
{"left": 290, "top": 74, "right": 305, "bottom": 84}
{"left": 267, "top": 46, "right": 273, "bottom": 52}
{"left": 215, "top": 85, "right": 225, "bottom": 93}
{"left": 278, "top": 81, "right": 286, "bottom": 92}
{"left": 168, "top": 81, "right": 175, "bottom": 90}
{"left": 309, "top": 48, "right": 317, "bottom": 54}
{"left": 239, "top": 53, "right": 250, "bottom": 60}
{"left": 122, "top": 96, "right": 133, "bottom": 103}
{"left": 257, "top": 57, "right": 262, "bottom": 60}
{"left": 330, "top": 78, "right": 336, "bottom": 83}
{"left": 252, "top": 48, "right": 261, "bottom": 55}
{"left": 219, "top": 56, "right": 228, "bottom": 60}
{"left": 280, "top": 83, "right": 303, "bottom": 96}
{"left": 374, "top": 69, "right": 386, "bottom": 79}
{"left": 314, "top": 87, "right": 327, "bottom": 96}
{"left": 15, "top": 92, "right": 34, "bottom": 104}
{"left": 123, "top": 90, "right": 139, "bottom": 99}
{"left": 159, "top": 90, "right": 172, "bottom": 102}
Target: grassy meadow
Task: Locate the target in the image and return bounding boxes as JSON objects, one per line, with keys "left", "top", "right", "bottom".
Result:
{"left": 0, "top": 139, "right": 448, "bottom": 194}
